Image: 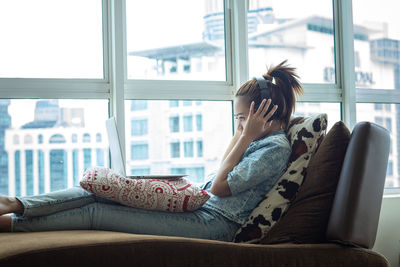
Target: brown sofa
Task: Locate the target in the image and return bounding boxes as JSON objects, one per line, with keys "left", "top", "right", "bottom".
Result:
{"left": 0, "top": 122, "right": 390, "bottom": 267}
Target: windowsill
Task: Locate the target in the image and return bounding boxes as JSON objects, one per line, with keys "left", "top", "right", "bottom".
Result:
{"left": 383, "top": 188, "right": 400, "bottom": 198}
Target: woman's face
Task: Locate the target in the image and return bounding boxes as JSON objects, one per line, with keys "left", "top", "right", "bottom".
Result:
{"left": 233, "top": 96, "right": 250, "bottom": 130}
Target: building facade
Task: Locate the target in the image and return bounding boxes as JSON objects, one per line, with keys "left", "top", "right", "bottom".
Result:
{"left": 4, "top": 100, "right": 108, "bottom": 197}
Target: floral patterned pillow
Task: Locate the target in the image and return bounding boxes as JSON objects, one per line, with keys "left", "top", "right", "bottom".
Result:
{"left": 80, "top": 167, "right": 210, "bottom": 212}
{"left": 234, "top": 114, "right": 327, "bottom": 243}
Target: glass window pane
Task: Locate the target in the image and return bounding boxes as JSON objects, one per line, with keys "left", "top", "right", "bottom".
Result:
{"left": 169, "top": 116, "right": 180, "bottom": 133}
{"left": 170, "top": 142, "right": 180, "bottom": 158}
{"left": 0, "top": 0, "right": 103, "bottom": 78}
{"left": 125, "top": 100, "right": 232, "bottom": 183}
{"left": 126, "top": 0, "right": 226, "bottom": 80}
{"left": 183, "top": 115, "right": 193, "bottom": 132}
{"left": 130, "top": 142, "right": 149, "bottom": 160}
{"left": 294, "top": 102, "right": 341, "bottom": 131}
{"left": 247, "top": 0, "right": 334, "bottom": 83}
{"left": 0, "top": 99, "right": 109, "bottom": 196}
{"left": 131, "top": 119, "right": 148, "bottom": 136}
{"left": 131, "top": 100, "right": 148, "bottom": 111}
{"left": 353, "top": 0, "right": 400, "bottom": 89}
{"left": 184, "top": 141, "right": 194, "bottom": 157}
{"left": 357, "top": 103, "right": 400, "bottom": 188}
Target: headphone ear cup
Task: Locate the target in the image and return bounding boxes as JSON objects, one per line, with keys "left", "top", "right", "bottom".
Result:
{"left": 264, "top": 102, "right": 278, "bottom": 121}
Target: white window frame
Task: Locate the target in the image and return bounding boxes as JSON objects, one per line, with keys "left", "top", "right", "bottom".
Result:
{"left": 0, "top": 0, "right": 398, "bottom": 193}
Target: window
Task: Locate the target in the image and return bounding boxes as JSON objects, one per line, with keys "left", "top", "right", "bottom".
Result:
{"left": 125, "top": 100, "right": 232, "bottom": 182}
{"left": 51, "top": 149, "right": 68, "bottom": 191}
{"left": 183, "top": 115, "right": 193, "bottom": 132}
{"left": 247, "top": 0, "right": 334, "bottom": 83}
{"left": 131, "top": 119, "right": 148, "bottom": 136}
{"left": 375, "top": 117, "right": 383, "bottom": 126}
{"left": 83, "top": 148, "right": 91, "bottom": 171}
{"left": 184, "top": 141, "right": 194, "bottom": 158}
{"left": 196, "top": 114, "right": 202, "bottom": 131}
{"left": 3, "top": 1, "right": 400, "bottom": 195}
{"left": 0, "top": 99, "right": 108, "bottom": 196}
{"left": 38, "top": 134, "right": 43, "bottom": 144}
{"left": 169, "top": 100, "right": 179, "bottom": 108}
{"left": 131, "top": 100, "right": 148, "bottom": 111}
{"left": 38, "top": 150, "right": 45, "bottom": 193}
{"left": 72, "top": 149, "right": 79, "bottom": 186}
{"left": 14, "top": 151, "right": 21, "bottom": 196}
{"left": 126, "top": 0, "right": 226, "bottom": 80}
{"left": 197, "top": 140, "right": 203, "bottom": 157}
{"left": 294, "top": 103, "right": 341, "bottom": 131}
{"left": 353, "top": 0, "right": 400, "bottom": 90}
{"left": 387, "top": 161, "right": 393, "bottom": 176}
{"left": 386, "top": 118, "right": 392, "bottom": 132}
{"left": 50, "top": 134, "right": 66, "bottom": 144}
{"left": 170, "top": 142, "right": 180, "bottom": 158}
{"left": 82, "top": 133, "right": 91, "bottom": 143}
{"left": 96, "top": 133, "right": 102, "bottom": 142}
{"left": 131, "top": 142, "right": 149, "bottom": 160}
{"left": 25, "top": 150, "right": 33, "bottom": 196}
{"left": 169, "top": 116, "right": 180, "bottom": 133}
{"left": 96, "top": 148, "right": 104, "bottom": 166}
{"left": 183, "top": 101, "right": 192, "bottom": 106}
{"left": 0, "top": 0, "right": 103, "bottom": 78}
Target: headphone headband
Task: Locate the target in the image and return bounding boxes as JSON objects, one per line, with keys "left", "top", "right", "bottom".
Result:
{"left": 254, "top": 77, "right": 271, "bottom": 100}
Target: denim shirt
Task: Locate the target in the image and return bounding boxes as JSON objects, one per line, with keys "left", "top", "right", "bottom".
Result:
{"left": 200, "top": 130, "right": 291, "bottom": 225}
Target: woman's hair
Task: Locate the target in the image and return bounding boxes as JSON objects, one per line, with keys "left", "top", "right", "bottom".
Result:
{"left": 235, "top": 60, "right": 303, "bottom": 128}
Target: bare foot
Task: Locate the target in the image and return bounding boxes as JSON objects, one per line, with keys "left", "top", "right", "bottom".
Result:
{"left": 0, "top": 195, "right": 23, "bottom": 215}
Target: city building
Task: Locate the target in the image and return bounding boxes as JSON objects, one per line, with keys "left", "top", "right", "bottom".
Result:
{"left": 126, "top": 100, "right": 232, "bottom": 183}
{"left": 4, "top": 100, "right": 108, "bottom": 197}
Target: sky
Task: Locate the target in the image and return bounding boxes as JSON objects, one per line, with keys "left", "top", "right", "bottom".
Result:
{"left": 0, "top": 0, "right": 399, "bottom": 127}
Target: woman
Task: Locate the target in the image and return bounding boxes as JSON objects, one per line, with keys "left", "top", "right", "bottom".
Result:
{"left": 0, "top": 61, "right": 302, "bottom": 242}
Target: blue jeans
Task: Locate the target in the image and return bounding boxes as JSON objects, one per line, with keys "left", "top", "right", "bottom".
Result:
{"left": 11, "top": 187, "right": 240, "bottom": 242}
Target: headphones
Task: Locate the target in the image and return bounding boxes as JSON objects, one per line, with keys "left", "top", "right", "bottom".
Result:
{"left": 254, "top": 77, "right": 278, "bottom": 122}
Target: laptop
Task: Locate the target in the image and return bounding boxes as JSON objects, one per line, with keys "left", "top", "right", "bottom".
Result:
{"left": 106, "top": 117, "right": 187, "bottom": 180}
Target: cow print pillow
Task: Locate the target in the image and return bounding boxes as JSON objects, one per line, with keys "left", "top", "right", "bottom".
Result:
{"left": 233, "top": 114, "right": 327, "bottom": 243}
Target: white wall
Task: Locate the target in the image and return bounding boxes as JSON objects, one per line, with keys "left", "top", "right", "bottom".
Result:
{"left": 373, "top": 196, "right": 400, "bottom": 267}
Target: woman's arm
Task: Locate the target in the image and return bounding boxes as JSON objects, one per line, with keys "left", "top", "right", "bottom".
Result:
{"left": 211, "top": 135, "right": 253, "bottom": 196}
{"left": 220, "top": 127, "right": 242, "bottom": 163}
{"left": 211, "top": 100, "right": 278, "bottom": 196}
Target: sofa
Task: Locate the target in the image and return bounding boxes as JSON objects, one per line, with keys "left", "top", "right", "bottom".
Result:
{"left": 0, "top": 121, "right": 390, "bottom": 266}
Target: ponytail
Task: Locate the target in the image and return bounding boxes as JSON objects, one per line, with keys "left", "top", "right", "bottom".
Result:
{"left": 235, "top": 60, "right": 303, "bottom": 129}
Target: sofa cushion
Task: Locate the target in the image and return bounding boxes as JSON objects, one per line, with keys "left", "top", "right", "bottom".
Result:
{"left": 0, "top": 231, "right": 388, "bottom": 267}
{"left": 80, "top": 167, "right": 210, "bottom": 212}
{"left": 234, "top": 114, "right": 327, "bottom": 243}
{"left": 261, "top": 121, "right": 350, "bottom": 244}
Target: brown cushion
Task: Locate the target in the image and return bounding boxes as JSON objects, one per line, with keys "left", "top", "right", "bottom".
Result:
{"left": 261, "top": 121, "right": 350, "bottom": 244}
{"left": 0, "top": 230, "right": 389, "bottom": 267}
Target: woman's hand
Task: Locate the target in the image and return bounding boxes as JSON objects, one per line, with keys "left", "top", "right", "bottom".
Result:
{"left": 242, "top": 99, "right": 278, "bottom": 142}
